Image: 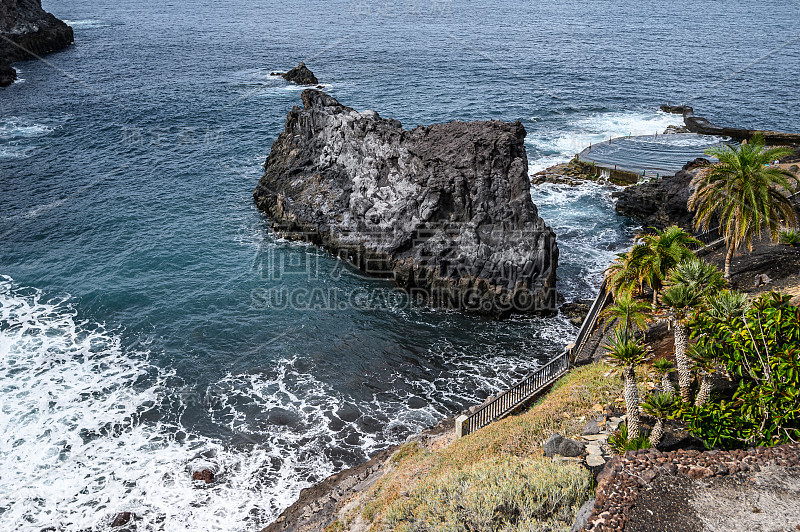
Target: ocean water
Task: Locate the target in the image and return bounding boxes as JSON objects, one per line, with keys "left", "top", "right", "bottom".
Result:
{"left": 1, "top": 0, "right": 797, "bottom": 530}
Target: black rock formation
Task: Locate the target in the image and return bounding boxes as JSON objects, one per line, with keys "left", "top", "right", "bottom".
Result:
{"left": 253, "top": 90, "right": 559, "bottom": 317}
{"left": 0, "top": 0, "right": 73, "bottom": 87}
{"left": 279, "top": 62, "right": 318, "bottom": 85}
{"left": 614, "top": 158, "right": 709, "bottom": 230}
{"left": 660, "top": 104, "right": 800, "bottom": 144}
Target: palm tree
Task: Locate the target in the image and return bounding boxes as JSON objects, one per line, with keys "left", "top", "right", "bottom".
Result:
{"left": 665, "top": 258, "right": 726, "bottom": 298}
{"left": 687, "top": 342, "right": 718, "bottom": 407}
{"left": 604, "top": 327, "right": 648, "bottom": 439}
{"left": 641, "top": 392, "right": 674, "bottom": 447}
{"left": 659, "top": 283, "right": 701, "bottom": 402}
{"left": 601, "top": 290, "right": 651, "bottom": 335}
{"left": 689, "top": 133, "right": 799, "bottom": 280}
{"left": 652, "top": 358, "right": 677, "bottom": 396}
{"left": 604, "top": 251, "right": 641, "bottom": 296}
{"left": 631, "top": 226, "right": 702, "bottom": 304}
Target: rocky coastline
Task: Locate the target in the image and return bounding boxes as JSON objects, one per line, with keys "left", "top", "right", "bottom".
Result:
{"left": 0, "top": 0, "right": 73, "bottom": 87}
{"left": 254, "top": 90, "right": 559, "bottom": 317}
{"left": 661, "top": 104, "right": 800, "bottom": 144}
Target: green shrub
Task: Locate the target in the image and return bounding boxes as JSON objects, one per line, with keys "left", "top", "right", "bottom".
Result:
{"left": 608, "top": 422, "right": 651, "bottom": 453}
{"left": 780, "top": 229, "right": 800, "bottom": 246}
{"left": 380, "top": 456, "right": 589, "bottom": 531}
{"left": 685, "top": 292, "right": 800, "bottom": 448}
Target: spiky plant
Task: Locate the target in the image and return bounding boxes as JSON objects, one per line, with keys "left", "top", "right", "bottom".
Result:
{"left": 604, "top": 327, "right": 648, "bottom": 439}
{"left": 600, "top": 290, "right": 652, "bottom": 335}
{"left": 689, "top": 134, "right": 799, "bottom": 279}
{"left": 706, "top": 290, "right": 748, "bottom": 322}
{"left": 686, "top": 342, "right": 718, "bottom": 407}
{"left": 659, "top": 283, "right": 702, "bottom": 402}
{"left": 665, "top": 258, "right": 726, "bottom": 298}
{"left": 780, "top": 229, "right": 800, "bottom": 247}
{"left": 652, "top": 358, "right": 677, "bottom": 396}
{"left": 641, "top": 392, "right": 675, "bottom": 447}
{"left": 631, "top": 226, "right": 702, "bottom": 304}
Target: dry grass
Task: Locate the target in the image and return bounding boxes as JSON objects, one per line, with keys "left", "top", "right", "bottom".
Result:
{"left": 353, "top": 363, "right": 628, "bottom": 531}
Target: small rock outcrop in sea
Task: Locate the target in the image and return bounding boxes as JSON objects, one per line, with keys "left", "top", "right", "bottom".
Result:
{"left": 0, "top": 0, "right": 73, "bottom": 87}
{"left": 192, "top": 468, "right": 215, "bottom": 483}
{"left": 274, "top": 61, "right": 318, "bottom": 85}
{"left": 660, "top": 104, "right": 800, "bottom": 144}
{"left": 253, "top": 90, "right": 559, "bottom": 316}
{"left": 613, "top": 158, "right": 709, "bottom": 230}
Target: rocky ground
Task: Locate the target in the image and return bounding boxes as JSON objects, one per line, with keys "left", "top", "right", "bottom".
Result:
{"left": 579, "top": 444, "right": 800, "bottom": 531}
{"left": 0, "top": 0, "right": 73, "bottom": 87}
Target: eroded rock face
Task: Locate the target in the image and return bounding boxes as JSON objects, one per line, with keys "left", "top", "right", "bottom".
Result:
{"left": 253, "top": 90, "right": 558, "bottom": 316}
{"left": 0, "top": 0, "right": 73, "bottom": 86}
{"left": 614, "top": 158, "right": 709, "bottom": 230}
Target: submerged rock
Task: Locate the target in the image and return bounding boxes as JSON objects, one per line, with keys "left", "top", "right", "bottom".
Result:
{"left": 0, "top": 0, "right": 74, "bottom": 87}
{"left": 254, "top": 90, "right": 559, "bottom": 317}
{"left": 111, "top": 511, "right": 134, "bottom": 527}
{"left": 192, "top": 468, "right": 215, "bottom": 483}
{"left": 280, "top": 62, "right": 318, "bottom": 85}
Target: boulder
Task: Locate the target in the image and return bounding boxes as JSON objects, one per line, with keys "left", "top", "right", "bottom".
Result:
{"left": 111, "top": 512, "right": 133, "bottom": 527}
{"left": 570, "top": 498, "right": 595, "bottom": 532}
{"left": 614, "top": 158, "right": 709, "bottom": 230}
{"left": 192, "top": 469, "right": 215, "bottom": 483}
{"left": 253, "top": 90, "right": 559, "bottom": 317}
{"left": 543, "top": 433, "right": 585, "bottom": 458}
{"left": 280, "top": 62, "right": 318, "bottom": 85}
{"left": 0, "top": 0, "right": 73, "bottom": 87}
{"left": 0, "top": 62, "right": 15, "bottom": 87}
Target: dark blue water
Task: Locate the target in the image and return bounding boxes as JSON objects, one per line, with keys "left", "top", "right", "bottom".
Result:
{"left": 1, "top": 0, "right": 797, "bottom": 530}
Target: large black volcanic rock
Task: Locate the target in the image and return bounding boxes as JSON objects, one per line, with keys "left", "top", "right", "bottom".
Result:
{"left": 0, "top": 0, "right": 73, "bottom": 87}
{"left": 280, "top": 62, "right": 318, "bottom": 85}
{"left": 614, "top": 158, "right": 709, "bottom": 230}
{"left": 253, "top": 90, "right": 559, "bottom": 316}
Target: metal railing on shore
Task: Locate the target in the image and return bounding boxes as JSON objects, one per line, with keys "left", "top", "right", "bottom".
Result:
{"left": 456, "top": 281, "right": 610, "bottom": 438}
{"left": 456, "top": 348, "right": 571, "bottom": 437}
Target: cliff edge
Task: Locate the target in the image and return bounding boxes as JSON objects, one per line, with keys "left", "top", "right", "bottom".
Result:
{"left": 0, "top": 0, "right": 73, "bottom": 86}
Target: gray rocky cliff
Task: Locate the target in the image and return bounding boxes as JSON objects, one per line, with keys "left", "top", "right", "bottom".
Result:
{"left": 0, "top": 0, "right": 73, "bottom": 86}
{"left": 253, "top": 90, "right": 559, "bottom": 317}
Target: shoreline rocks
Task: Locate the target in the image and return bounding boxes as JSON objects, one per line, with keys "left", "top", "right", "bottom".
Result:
{"left": 661, "top": 104, "right": 800, "bottom": 144}
{"left": 0, "top": 0, "right": 73, "bottom": 87}
{"left": 253, "top": 90, "right": 559, "bottom": 317}
{"left": 613, "top": 158, "right": 709, "bottom": 230}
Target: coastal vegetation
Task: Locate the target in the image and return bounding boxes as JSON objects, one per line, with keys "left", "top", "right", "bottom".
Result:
{"left": 689, "top": 133, "right": 799, "bottom": 279}
{"left": 342, "top": 363, "right": 637, "bottom": 531}
{"left": 602, "top": 243, "right": 800, "bottom": 451}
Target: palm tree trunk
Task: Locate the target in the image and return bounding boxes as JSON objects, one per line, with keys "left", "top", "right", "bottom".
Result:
{"left": 724, "top": 242, "right": 735, "bottom": 280}
{"left": 623, "top": 365, "right": 641, "bottom": 439}
{"left": 652, "top": 288, "right": 658, "bottom": 305}
{"left": 661, "top": 373, "right": 676, "bottom": 396}
{"left": 696, "top": 374, "right": 713, "bottom": 406}
{"left": 673, "top": 321, "right": 692, "bottom": 402}
{"left": 650, "top": 418, "right": 663, "bottom": 448}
